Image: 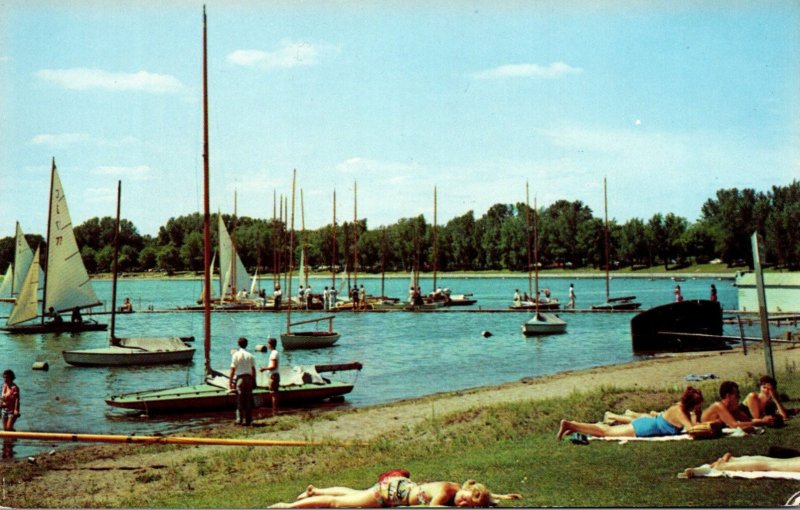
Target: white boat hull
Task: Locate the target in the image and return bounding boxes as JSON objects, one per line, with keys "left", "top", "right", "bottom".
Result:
{"left": 62, "top": 337, "right": 195, "bottom": 366}
{"left": 280, "top": 331, "right": 340, "bottom": 350}
{"left": 522, "top": 313, "right": 567, "bottom": 336}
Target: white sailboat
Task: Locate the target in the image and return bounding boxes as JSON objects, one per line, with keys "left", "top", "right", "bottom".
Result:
{"left": 2, "top": 160, "right": 107, "bottom": 333}
{"left": 218, "top": 213, "right": 251, "bottom": 302}
{"left": 63, "top": 181, "right": 195, "bottom": 366}
{"left": 0, "top": 222, "right": 42, "bottom": 303}
{"left": 522, "top": 184, "right": 566, "bottom": 336}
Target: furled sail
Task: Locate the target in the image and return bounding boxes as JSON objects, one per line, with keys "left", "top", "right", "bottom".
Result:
{"left": 44, "top": 164, "right": 101, "bottom": 313}
{"left": 7, "top": 246, "right": 41, "bottom": 325}
{"left": 218, "top": 214, "right": 250, "bottom": 300}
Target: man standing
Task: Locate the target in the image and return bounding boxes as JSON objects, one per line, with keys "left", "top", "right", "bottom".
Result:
{"left": 229, "top": 337, "right": 256, "bottom": 426}
{"left": 568, "top": 283, "right": 576, "bottom": 309}
{"left": 259, "top": 338, "right": 280, "bottom": 414}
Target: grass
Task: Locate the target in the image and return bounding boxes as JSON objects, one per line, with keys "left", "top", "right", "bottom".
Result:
{"left": 20, "top": 374, "right": 787, "bottom": 508}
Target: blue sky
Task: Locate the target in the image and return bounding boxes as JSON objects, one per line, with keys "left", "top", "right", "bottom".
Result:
{"left": 1, "top": 0, "right": 798, "bottom": 238}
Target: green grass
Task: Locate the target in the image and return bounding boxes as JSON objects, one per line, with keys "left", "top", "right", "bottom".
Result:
{"left": 96, "top": 373, "right": 800, "bottom": 508}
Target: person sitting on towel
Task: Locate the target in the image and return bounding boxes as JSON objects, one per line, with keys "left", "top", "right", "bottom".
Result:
{"left": 701, "top": 380, "right": 775, "bottom": 431}
{"left": 743, "top": 375, "right": 790, "bottom": 424}
{"left": 556, "top": 386, "right": 703, "bottom": 440}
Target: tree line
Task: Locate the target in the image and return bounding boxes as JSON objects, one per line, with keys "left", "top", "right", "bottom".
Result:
{"left": 1, "top": 181, "right": 797, "bottom": 275}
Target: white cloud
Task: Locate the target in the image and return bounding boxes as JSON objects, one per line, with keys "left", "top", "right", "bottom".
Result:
{"left": 95, "top": 165, "right": 153, "bottom": 181}
{"left": 227, "top": 39, "right": 337, "bottom": 70}
{"left": 335, "top": 157, "right": 420, "bottom": 176}
{"left": 30, "top": 133, "right": 140, "bottom": 148}
{"left": 36, "top": 68, "right": 185, "bottom": 93}
{"left": 473, "top": 62, "right": 583, "bottom": 80}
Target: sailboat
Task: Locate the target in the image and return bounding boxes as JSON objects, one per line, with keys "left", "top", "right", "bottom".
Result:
{"left": 281, "top": 170, "right": 340, "bottom": 350}
{"left": 62, "top": 182, "right": 195, "bottom": 366}
{"left": 107, "top": 9, "right": 358, "bottom": 412}
{"left": 591, "top": 177, "right": 641, "bottom": 311}
{"left": 2, "top": 160, "right": 107, "bottom": 334}
{"left": 0, "top": 222, "right": 40, "bottom": 303}
{"left": 218, "top": 203, "right": 252, "bottom": 304}
{"left": 426, "top": 186, "right": 476, "bottom": 307}
{"left": 522, "top": 184, "right": 566, "bottom": 336}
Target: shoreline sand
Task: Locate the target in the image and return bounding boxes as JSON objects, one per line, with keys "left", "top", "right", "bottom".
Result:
{"left": 5, "top": 343, "right": 799, "bottom": 506}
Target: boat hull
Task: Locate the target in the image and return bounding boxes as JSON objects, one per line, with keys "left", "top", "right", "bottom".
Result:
{"left": 105, "top": 380, "right": 355, "bottom": 413}
{"left": 522, "top": 313, "right": 567, "bottom": 336}
{"left": 630, "top": 299, "right": 726, "bottom": 353}
{"left": 280, "top": 331, "right": 340, "bottom": 350}
{"left": 2, "top": 320, "right": 107, "bottom": 334}
{"left": 62, "top": 339, "right": 195, "bottom": 366}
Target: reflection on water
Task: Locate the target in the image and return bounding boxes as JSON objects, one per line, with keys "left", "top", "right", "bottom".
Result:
{"left": 0, "top": 275, "right": 771, "bottom": 459}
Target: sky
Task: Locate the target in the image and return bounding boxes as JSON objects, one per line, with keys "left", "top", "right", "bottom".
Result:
{"left": 1, "top": 0, "right": 798, "bottom": 238}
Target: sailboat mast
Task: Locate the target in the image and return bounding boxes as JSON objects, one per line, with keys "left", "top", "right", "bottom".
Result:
{"left": 353, "top": 181, "right": 358, "bottom": 290}
{"left": 534, "top": 196, "right": 540, "bottom": 317}
{"left": 40, "top": 159, "right": 56, "bottom": 324}
{"left": 301, "top": 188, "right": 308, "bottom": 288}
{"left": 109, "top": 181, "right": 121, "bottom": 340}
{"left": 286, "top": 169, "right": 297, "bottom": 334}
{"left": 432, "top": 185, "right": 437, "bottom": 293}
{"left": 272, "top": 190, "right": 277, "bottom": 287}
{"left": 603, "top": 176, "right": 610, "bottom": 302}
{"left": 11, "top": 221, "right": 19, "bottom": 296}
{"left": 525, "top": 182, "right": 532, "bottom": 300}
{"left": 381, "top": 228, "right": 386, "bottom": 298}
{"left": 230, "top": 191, "right": 238, "bottom": 299}
{"left": 202, "top": 5, "right": 211, "bottom": 374}
{"left": 331, "top": 189, "right": 337, "bottom": 290}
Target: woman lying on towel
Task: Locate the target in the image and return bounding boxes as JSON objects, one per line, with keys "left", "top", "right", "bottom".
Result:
{"left": 268, "top": 476, "right": 522, "bottom": 508}
{"left": 704, "top": 452, "right": 800, "bottom": 472}
{"left": 556, "top": 386, "right": 703, "bottom": 440}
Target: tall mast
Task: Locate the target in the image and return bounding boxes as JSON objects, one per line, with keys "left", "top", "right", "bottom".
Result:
{"left": 331, "top": 189, "right": 337, "bottom": 290}
{"left": 301, "top": 188, "right": 308, "bottom": 287}
{"left": 353, "top": 181, "right": 358, "bottom": 290}
{"left": 525, "top": 182, "right": 532, "bottom": 300}
{"left": 432, "top": 185, "right": 437, "bottom": 292}
{"left": 230, "top": 190, "right": 238, "bottom": 299}
{"left": 202, "top": 5, "right": 211, "bottom": 374}
{"left": 603, "top": 176, "right": 610, "bottom": 302}
{"left": 272, "top": 189, "right": 277, "bottom": 287}
{"left": 286, "top": 169, "right": 297, "bottom": 334}
{"left": 109, "top": 181, "right": 121, "bottom": 340}
{"left": 40, "top": 158, "right": 55, "bottom": 324}
{"left": 533, "top": 196, "right": 540, "bottom": 318}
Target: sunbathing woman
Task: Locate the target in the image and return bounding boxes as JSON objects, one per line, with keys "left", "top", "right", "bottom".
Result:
{"left": 557, "top": 386, "right": 703, "bottom": 440}
{"left": 269, "top": 476, "right": 522, "bottom": 508}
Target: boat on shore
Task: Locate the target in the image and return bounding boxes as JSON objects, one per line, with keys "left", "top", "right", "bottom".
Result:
{"left": 630, "top": 299, "right": 727, "bottom": 353}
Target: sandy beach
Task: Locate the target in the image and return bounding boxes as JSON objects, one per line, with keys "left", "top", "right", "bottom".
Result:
{"left": 4, "top": 342, "right": 799, "bottom": 506}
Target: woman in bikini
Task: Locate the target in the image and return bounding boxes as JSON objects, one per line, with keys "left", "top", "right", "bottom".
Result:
{"left": 269, "top": 476, "right": 522, "bottom": 508}
{"left": 556, "top": 386, "right": 703, "bottom": 440}
{"left": 1, "top": 369, "right": 21, "bottom": 431}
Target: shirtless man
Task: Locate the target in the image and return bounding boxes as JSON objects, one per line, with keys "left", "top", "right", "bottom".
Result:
{"left": 701, "top": 380, "right": 775, "bottom": 431}
{"left": 743, "top": 375, "right": 789, "bottom": 422}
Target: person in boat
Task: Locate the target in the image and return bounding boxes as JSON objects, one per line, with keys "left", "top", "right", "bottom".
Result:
{"left": 70, "top": 307, "right": 82, "bottom": 324}
{"left": 568, "top": 283, "right": 576, "bottom": 309}
{"left": 270, "top": 476, "right": 522, "bottom": 508}
{"left": 273, "top": 284, "right": 282, "bottom": 310}
{"left": 304, "top": 285, "right": 313, "bottom": 310}
{"left": 229, "top": 337, "right": 256, "bottom": 426}
{"left": 323, "top": 287, "right": 330, "bottom": 311}
{"left": 556, "top": 386, "right": 703, "bottom": 440}
{"left": 743, "top": 375, "right": 790, "bottom": 424}
{"left": 328, "top": 287, "right": 338, "bottom": 309}
{"left": 542, "top": 288, "right": 551, "bottom": 303}
{"left": 522, "top": 291, "right": 530, "bottom": 303}
{"left": 47, "top": 306, "right": 63, "bottom": 324}
{"left": 1, "top": 369, "right": 20, "bottom": 431}
{"left": 350, "top": 286, "right": 359, "bottom": 311}
{"left": 259, "top": 338, "right": 280, "bottom": 414}
{"left": 513, "top": 289, "right": 521, "bottom": 307}
{"left": 701, "top": 380, "right": 776, "bottom": 431}
{"left": 674, "top": 285, "right": 683, "bottom": 302}
{"left": 709, "top": 284, "right": 718, "bottom": 303}
{"left": 408, "top": 286, "right": 415, "bottom": 304}
{"left": 359, "top": 285, "right": 366, "bottom": 309}
{"left": 413, "top": 287, "right": 424, "bottom": 307}
{"left": 119, "top": 297, "right": 133, "bottom": 313}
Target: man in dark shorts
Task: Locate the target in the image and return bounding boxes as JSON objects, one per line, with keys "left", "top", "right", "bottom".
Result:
{"left": 260, "top": 338, "right": 280, "bottom": 413}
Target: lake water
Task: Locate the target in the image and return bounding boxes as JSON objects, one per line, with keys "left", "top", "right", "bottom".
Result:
{"left": 0, "top": 275, "right": 775, "bottom": 459}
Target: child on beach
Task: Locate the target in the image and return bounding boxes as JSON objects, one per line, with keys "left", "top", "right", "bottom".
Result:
{"left": 1, "top": 369, "right": 21, "bottom": 431}
{"left": 557, "top": 386, "right": 703, "bottom": 439}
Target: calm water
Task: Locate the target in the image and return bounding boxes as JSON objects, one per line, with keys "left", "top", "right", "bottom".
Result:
{"left": 0, "top": 275, "right": 767, "bottom": 458}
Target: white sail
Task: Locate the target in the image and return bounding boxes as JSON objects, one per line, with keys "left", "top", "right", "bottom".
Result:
{"left": 249, "top": 268, "right": 259, "bottom": 296}
{"left": 13, "top": 222, "right": 36, "bottom": 296}
{"left": 0, "top": 264, "right": 13, "bottom": 298}
{"left": 44, "top": 164, "right": 101, "bottom": 313}
{"left": 218, "top": 215, "right": 251, "bottom": 300}
{"left": 7, "top": 246, "right": 41, "bottom": 325}
{"left": 197, "top": 251, "right": 217, "bottom": 303}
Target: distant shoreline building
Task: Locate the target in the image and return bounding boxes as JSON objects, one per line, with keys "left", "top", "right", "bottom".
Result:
{"left": 735, "top": 272, "right": 800, "bottom": 313}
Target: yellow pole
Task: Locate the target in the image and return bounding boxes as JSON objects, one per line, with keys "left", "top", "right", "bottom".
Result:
{"left": 0, "top": 430, "right": 356, "bottom": 448}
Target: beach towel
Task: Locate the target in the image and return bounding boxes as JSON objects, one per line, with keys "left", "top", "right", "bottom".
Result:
{"left": 678, "top": 465, "right": 800, "bottom": 480}
{"left": 685, "top": 373, "right": 718, "bottom": 381}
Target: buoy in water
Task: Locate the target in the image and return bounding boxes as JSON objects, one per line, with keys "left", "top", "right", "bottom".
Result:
{"left": 255, "top": 345, "right": 267, "bottom": 352}
{"left": 481, "top": 330, "right": 492, "bottom": 338}
{"left": 32, "top": 361, "right": 49, "bottom": 371}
